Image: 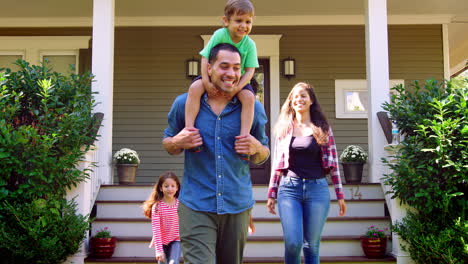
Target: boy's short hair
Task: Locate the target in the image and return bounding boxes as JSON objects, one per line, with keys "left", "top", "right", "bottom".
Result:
{"left": 224, "top": 0, "right": 255, "bottom": 19}
{"left": 209, "top": 43, "right": 241, "bottom": 64}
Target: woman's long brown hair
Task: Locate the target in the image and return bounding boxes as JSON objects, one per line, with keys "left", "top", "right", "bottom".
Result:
{"left": 142, "top": 171, "right": 180, "bottom": 219}
{"left": 274, "top": 82, "right": 329, "bottom": 145}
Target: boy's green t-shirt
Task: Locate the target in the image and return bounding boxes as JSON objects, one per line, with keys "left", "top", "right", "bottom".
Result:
{"left": 199, "top": 27, "right": 259, "bottom": 75}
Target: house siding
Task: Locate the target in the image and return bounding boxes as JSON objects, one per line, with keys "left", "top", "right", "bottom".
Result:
{"left": 113, "top": 25, "right": 442, "bottom": 183}
{"left": 0, "top": 25, "right": 443, "bottom": 183}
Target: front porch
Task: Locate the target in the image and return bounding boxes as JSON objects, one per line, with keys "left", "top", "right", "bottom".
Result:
{"left": 1, "top": 0, "right": 467, "bottom": 263}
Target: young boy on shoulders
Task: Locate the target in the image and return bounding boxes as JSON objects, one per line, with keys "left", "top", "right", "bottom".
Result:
{"left": 185, "top": 0, "right": 258, "bottom": 160}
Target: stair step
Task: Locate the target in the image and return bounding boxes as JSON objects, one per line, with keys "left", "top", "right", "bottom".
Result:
{"left": 91, "top": 216, "right": 390, "bottom": 237}
{"left": 89, "top": 183, "right": 393, "bottom": 262}
{"left": 97, "top": 183, "right": 384, "bottom": 201}
{"left": 85, "top": 256, "right": 396, "bottom": 263}
{"left": 106, "top": 236, "right": 391, "bottom": 258}
{"left": 95, "top": 199, "right": 386, "bottom": 218}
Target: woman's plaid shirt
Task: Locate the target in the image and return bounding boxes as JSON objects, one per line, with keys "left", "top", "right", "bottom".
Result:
{"left": 267, "top": 127, "right": 344, "bottom": 200}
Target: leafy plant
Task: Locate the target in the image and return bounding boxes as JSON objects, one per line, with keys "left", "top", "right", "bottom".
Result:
{"left": 0, "top": 198, "right": 90, "bottom": 264}
{"left": 340, "top": 145, "right": 368, "bottom": 163}
{"left": 382, "top": 78, "right": 468, "bottom": 264}
{"left": 363, "top": 225, "right": 388, "bottom": 239}
{"left": 392, "top": 212, "right": 468, "bottom": 264}
{"left": 0, "top": 60, "right": 98, "bottom": 263}
{"left": 93, "top": 227, "right": 112, "bottom": 239}
{"left": 113, "top": 148, "right": 140, "bottom": 164}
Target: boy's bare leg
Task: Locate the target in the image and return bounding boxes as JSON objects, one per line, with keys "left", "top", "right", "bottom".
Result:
{"left": 237, "top": 89, "right": 255, "bottom": 160}
{"left": 185, "top": 79, "right": 205, "bottom": 152}
{"left": 185, "top": 79, "right": 205, "bottom": 128}
{"left": 238, "top": 89, "right": 255, "bottom": 136}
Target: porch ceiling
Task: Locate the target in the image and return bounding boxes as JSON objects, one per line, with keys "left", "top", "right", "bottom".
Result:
{"left": 3, "top": 0, "right": 467, "bottom": 74}
{"left": 2, "top": 0, "right": 467, "bottom": 18}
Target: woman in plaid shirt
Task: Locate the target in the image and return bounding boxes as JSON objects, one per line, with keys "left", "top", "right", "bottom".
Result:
{"left": 266, "top": 82, "right": 347, "bottom": 264}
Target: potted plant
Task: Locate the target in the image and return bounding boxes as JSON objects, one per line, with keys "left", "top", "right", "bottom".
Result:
{"left": 360, "top": 225, "right": 389, "bottom": 258}
{"left": 90, "top": 227, "right": 117, "bottom": 258}
{"left": 113, "top": 148, "right": 140, "bottom": 184}
{"left": 339, "top": 145, "right": 368, "bottom": 183}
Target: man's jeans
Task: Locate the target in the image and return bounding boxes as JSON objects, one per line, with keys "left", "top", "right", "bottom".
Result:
{"left": 277, "top": 176, "right": 330, "bottom": 264}
{"left": 161, "top": 241, "right": 181, "bottom": 264}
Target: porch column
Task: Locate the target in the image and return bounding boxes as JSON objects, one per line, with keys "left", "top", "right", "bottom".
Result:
{"left": 365, "top": 0, "right": 389, "bottom": 183}
{"left": 92, "top": 0, "right": 115, "bottom": 184}
{"left": 365, "top": 1, "right": 414, "bottom": 263}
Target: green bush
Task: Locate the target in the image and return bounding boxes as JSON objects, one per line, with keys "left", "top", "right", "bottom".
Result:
{"left": 0, "top": 198, "right": 90, "bottom": 264}
{"left": 382, "top": 78, "right": 468, "bottom": 263}
{"left": 0, "top": 60, "right": 98, "bottom": 263}
{"left": 393, "top": 212, "right": 468, "bottom": 264}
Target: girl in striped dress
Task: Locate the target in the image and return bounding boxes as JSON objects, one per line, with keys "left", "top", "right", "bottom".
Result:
{"left": 143, "top": 171, "right": 181, "bottom": 264}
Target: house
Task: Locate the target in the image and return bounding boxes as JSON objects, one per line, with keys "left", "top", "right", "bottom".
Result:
{"left": 1, "top": 0, "right": 467, "bottom": 263}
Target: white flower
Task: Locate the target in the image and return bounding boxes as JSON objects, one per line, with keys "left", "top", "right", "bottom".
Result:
{"left": 340, "top": 145, "right": 368, "bottom": 163}
{"left": 113, "top": 148, "right": 140, "bottom": 164}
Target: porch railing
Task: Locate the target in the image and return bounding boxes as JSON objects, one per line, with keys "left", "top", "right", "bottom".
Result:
{"left": 64, "top": 113, "right": 104, "bottom": 264}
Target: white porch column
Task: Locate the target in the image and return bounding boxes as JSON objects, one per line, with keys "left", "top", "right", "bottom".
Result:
{"left": 92, "top": 0, "right": 115, "bottom": 184}
{"left": 365, "top": 1, "right": 414, "bottom": 263}
{"left": 365, "top": 0, "right": 389, "bottom": 183}
{"left": 442, "top": 24, "right": 450, "bottom": 80}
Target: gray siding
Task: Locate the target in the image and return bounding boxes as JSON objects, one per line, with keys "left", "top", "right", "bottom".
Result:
{"left": 113, "top": 25, "right": 443, "bottom": 183}
{"left": 113, "top": 27, "right": 212, "bottom": 182}
{"left": 255, "top": 25, "right": 443, "bottom": 182}
{"left": 0, "top": 25, "right": 443, "bottom": 184}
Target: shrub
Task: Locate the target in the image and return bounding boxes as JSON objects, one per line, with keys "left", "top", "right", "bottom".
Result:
{"left": 0, "top": 61, "right": 98, "bottom": 201}
{"left": 0, "top": 198, "right": 90, "bottom": 264}
{"left": 382, "top": 78, "right": 468, "bottom": 264}
{"left": 392, "top": 212, "right": 468, "bottom": 264}
{"left": 0, "top": 60, "right": 97, "bottom": 263}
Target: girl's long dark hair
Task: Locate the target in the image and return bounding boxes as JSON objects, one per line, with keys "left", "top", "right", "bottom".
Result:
{"left": 142, "top": 171, "right": 180, "bottom": 218}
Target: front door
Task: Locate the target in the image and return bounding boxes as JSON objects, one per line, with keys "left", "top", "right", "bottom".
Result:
{"left": 250, "top": 59, "right": 271, "bottom": 184}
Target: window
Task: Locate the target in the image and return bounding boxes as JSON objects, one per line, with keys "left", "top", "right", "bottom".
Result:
{"left": 335, "top": 79, "right": 404, "bottom": 118}
{"left": 41, "top": 51, "right": 79, "bottom": 75}
{"left": 0, "top": 36, "right": 89, "bottom": 75}
{"left": 0, "top": 51, "right": 24, "bottom": 72}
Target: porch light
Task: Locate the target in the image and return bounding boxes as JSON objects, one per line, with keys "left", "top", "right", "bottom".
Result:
{"left": 282, "top": 57, "right": 295, "bottom": 80}
{"left": 186, "top": 58, "right": 200, "bottom": 79}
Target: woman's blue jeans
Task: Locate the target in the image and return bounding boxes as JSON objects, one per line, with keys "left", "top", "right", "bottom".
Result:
{"left": 277, "top": 176, "right": 330, "bottom": 264}
{"left": 161, "top": 241, "right": 181, "bottom": 264}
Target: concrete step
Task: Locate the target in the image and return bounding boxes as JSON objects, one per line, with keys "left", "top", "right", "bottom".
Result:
{"left": 106, "top": 236, "right": 391, "bottom": 258}
{"left": 91, "top": 216, "right": 391, "bottom": 237}
{"left": 85, "top": 256, "right": 396, "bottom": 264}
{"left": 95, "top": 199, "right": 386, "bottom": 219}
{"left": 97, "top": 183, "right": 384, "bottom": 201}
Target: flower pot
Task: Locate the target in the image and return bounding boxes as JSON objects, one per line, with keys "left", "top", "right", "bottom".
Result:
{"left": 116, "top": 164, "right": 138, "bottom": 184}
{"left": 341, "top": 162, "right": 364, "bottom": 183}
{"left": 360, "top": 236, "right": 387, "bottom": 258}
{"left": 90, "top": 237, "right": 117, "bottom": 258}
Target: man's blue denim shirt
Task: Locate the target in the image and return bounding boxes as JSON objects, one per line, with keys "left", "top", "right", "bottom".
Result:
{"left": 164, "top": 93, "right": 269, "bottom": 214}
